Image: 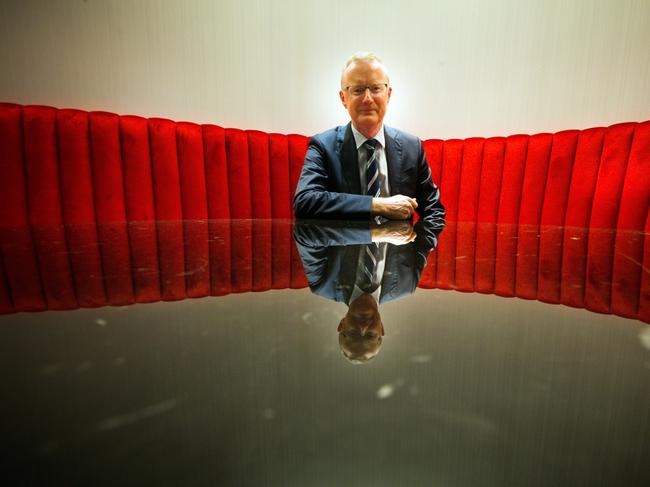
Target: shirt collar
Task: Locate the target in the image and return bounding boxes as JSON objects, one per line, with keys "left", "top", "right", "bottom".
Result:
{"left": 351, "top": 124, "right": 385, "bottom": 150}
{"left": 350, "top": 285, "right": 381, "bottom": 305}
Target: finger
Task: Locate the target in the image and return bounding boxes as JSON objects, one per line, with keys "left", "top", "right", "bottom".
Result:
{"left": 403, "top": 197, "right": 416, "bottom": 210}
{"left": 410, "top": 198, "right": 418, "bottom": 209}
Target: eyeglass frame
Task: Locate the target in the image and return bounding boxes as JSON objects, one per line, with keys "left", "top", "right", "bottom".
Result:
{"left": 343, "top": 83, "right": 389, "bottom": 97}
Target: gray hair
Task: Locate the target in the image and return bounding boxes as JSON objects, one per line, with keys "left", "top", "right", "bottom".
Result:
{"left": 340, "top": 52, "right": 390, "bottom": 89}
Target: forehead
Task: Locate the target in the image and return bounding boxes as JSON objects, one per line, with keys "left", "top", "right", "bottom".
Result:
{"left": 342, "top": 61, "right": 388, "bottom": 84}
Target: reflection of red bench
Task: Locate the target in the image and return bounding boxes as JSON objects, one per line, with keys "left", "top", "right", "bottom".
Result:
{"left": 0, "top": 221, "right": 305, "bottom": 312}
{"left": 0, "top": 103, "right": 648, "bottom": 321}
{"left": 0, "top": 220, "right": 646, "bottom": 322}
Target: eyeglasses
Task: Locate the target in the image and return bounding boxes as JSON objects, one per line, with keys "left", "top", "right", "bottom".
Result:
{"left": 344, "top": 83, "right": 388, "bottom": 97}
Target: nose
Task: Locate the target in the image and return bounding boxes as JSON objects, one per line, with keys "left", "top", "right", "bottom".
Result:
{"left": 359, "top": 324, "right": 369, "bottom": 336}
{"left": 361, "top": 89, "right": 373, "bottom": 103}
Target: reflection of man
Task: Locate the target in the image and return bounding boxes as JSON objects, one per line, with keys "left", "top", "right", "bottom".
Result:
{"left": 294, "top": 52, "right": 445, "bottom": 225}
{"left": 295, "top": 220, "right": 439, "bottom": 363}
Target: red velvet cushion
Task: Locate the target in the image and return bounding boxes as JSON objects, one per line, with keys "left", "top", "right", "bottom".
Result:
{"left": 203, "top": 124, "right": 230, "bottom": 219}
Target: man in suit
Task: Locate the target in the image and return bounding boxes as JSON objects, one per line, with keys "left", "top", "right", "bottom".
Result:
{"left": 294, "top": 219, "right": 440, "bottom": 363}
{"left": 293, "top": 52, "right": 445, "bottom": 225}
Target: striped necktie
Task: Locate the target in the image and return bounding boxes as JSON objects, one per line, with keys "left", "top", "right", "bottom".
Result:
{"left": 363, "top": 139, "right": 380, "bottom": 197}
{"left": 359, "top": 242, "right": 381, "bottom": 293}
{"left": 361, "top": 139, "right": 382, "bottom": 291}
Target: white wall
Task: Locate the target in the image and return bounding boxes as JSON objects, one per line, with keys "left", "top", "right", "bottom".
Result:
{"left": 1, "top": 0, "right": 648, "bottom": 139}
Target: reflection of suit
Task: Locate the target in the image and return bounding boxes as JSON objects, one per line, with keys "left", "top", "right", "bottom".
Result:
{"left": 294, "top": 221, "right": 439, "bottom": 305}
{"left": 293, "top": 123, "right": 445, "bottom": 225}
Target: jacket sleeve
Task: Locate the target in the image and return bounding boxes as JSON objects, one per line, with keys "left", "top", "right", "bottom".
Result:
{"left": 415, "top": 140, "right": 446, "bottom": 228}
{"left": 293, "top": 220, "right": 373, "bottom": 248}
{"left": 293, "top": 137, "right": 373, "bottom": 220}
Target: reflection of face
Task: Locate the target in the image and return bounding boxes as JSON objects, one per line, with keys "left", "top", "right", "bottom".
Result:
{"left": 339, "top": 61, "right": 392, "bottom": 138}
{"left": 338, "top": 293, "right": 384, "bottom": 362}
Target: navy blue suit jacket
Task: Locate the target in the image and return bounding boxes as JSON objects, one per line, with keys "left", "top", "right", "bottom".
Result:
{"left": 293, "top": 123, "right": 445, "bottom": 225}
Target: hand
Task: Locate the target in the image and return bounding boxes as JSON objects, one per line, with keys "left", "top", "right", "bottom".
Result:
{"left": 371, "top": 195, "right": 418, "bottom": 220}
{"left": 370, "top": 221, "right": 416, "bottom": 245}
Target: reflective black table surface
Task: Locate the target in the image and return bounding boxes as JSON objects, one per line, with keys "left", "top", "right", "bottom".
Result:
{"left": 1, "top": 219, "right": 649, "bottom": 486}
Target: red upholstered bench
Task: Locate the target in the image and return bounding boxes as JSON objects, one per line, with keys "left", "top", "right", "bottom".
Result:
{"left": 2, "top": 102, "right": 647, "bottom": 229}
{"left": 0, "top": 102, "right": 648, "bottom": 322}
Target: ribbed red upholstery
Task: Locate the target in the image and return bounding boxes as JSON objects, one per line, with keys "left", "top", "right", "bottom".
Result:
{"left": 0, "top": 103, "right": 648, "bottom": 322}
{"left": 0, "top": 107, "right": 37, "bottom": 312}
{"left": 203, "top": 124, "right": 232, "bottom": 296}
{"left": 120, "top": 115, "right": 161, "bottom": 303}
{"left": 177, "top": 123, "right": 210, "bottom": 298}
{"left": 22, "top": 106, "right": 77, "bottom": 310}
{"left": 612, "top": 122, "right": 650, "bottom": 318}
{"left": 247, "top": 131, "right": 273, "bottom": 291}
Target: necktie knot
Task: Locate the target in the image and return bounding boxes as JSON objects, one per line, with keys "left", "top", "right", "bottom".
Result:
{"left": 364, "top": 139, "right": 379, "bottom": 151}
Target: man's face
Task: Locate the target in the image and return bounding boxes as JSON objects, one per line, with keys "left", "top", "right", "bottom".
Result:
{"left": 339, "top": 61, "right": 392, "bottom": 136}
{"left": 337, "top": 293, "right": 384, "bottom": 362}
{"left": 341, "top": 293, "right": 383, "bottom": 337}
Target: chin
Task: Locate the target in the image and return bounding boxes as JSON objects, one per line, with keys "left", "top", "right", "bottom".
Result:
{"left": 355, "top": 118, "right": 379, "bottom": 129}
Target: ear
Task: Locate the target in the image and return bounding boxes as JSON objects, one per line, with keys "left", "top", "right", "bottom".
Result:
{"left": 337, "top": 318, "right": 345, "bottom": 332}
{"left": 380, "top": 322, "right": 385, "bottom": 336}
{"left": 339, "top": 90, "right": 347, "bottom": 108}
{"left": 386, "top": 86, "right": 392, "bottom": 104}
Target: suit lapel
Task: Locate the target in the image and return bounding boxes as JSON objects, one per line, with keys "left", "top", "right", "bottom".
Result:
{"left": 384, "top": 126, "right": 403, "bottom": 196}
{"left": 338, "top": 123, "right": 362, "bottom": 195}
{"left": 336, "top": 245, "right": 361, "bottom": 305}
